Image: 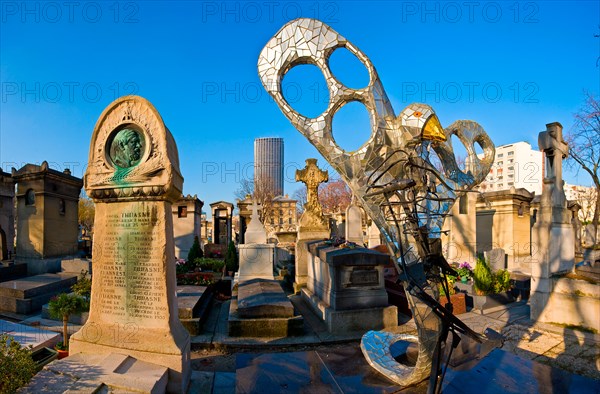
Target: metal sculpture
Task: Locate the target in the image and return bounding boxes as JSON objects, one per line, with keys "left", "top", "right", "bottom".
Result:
{"left": 258, "top": 18, "right": 496, "bottom": 389}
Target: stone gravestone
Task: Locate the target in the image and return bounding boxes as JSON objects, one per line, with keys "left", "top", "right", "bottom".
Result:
{"left": 294, "top": 158, "right": 330, "bottom": 293}
{"left": 238, "top": 200, "right": 274, "bottom": 282}
{"left": 484, "top": 248, "right": 506, "bottom": 272}
{"left": 367, "top": 221, "right": 382, "bottom": 248}
{"left": 244, "top": 200, "right": 267, "bottom": 244}
{"left": 69, "top": 96, "right": 190, "bottom": 392}
{"left": 345, "top": 198, "right": 363, "bottom": 244}
{"left": 531, "top": 122, "right": 575, "bottom": 323}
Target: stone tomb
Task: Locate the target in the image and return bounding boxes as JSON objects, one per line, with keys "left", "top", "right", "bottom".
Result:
{"left": 228, "top": 278, "right": 303, "bottom": 337}
{"left": 69, "top": 96, "right": 190, "bottom": 393}
{"left": 172, "top": 194, "right": 204, "bottom": 260}
{"left": 0, "top": 272, "right": 77, "bottom": 314}
{"left": 302, "top": 241, "right": 397, "bottom": 334}
{"left": 13, "top": 162, "right": 83, "bottom": 274}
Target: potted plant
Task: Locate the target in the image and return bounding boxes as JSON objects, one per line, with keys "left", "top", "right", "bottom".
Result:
{"left": 68, "top": 270, "right": 91, "bottom": 324}
{"left": 472, "top": 258, "right": 514, "bottom": 313}
{"left": 48, "top": 293, "right": 87, "bottom": 359}
{"left": 456, "top": 262, "right": 473, "bottom": 283}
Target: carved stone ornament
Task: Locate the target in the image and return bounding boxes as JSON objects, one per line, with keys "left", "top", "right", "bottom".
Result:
{"left": 296, "top": 158, "right": 329, "bottom": 229}
{"left": 85, "top": 95, "right": 183, "bottom": 202}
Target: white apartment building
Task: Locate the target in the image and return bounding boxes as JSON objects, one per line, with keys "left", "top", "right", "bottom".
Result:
{"left": 479, "top": 142, "right": 544, "bottom": 195}
{"left": 565, "top": 182, "right": 597, "bottom": 223}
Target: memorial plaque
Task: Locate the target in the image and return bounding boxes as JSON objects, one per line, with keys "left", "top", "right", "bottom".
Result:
{"left": 349, "top": 269, "right": 379, "bottom": 287}
{"left": 69, "top": 96, "right": 190, "bottom": 393}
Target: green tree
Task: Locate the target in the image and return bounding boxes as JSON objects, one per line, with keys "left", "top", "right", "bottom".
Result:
{"left": 48, "top": 293, "right": 87, "bottom": 350}
{"left": 225, "top": 240, "right": 238, "bottom": 272}
{"left": 0, "top": 334, "right": 37, "bottom": 394}
{"left": 187, "top": 235, "right": 203, "bottom": 263}
{"left": 473, "top": 258, "right": 494, "bottom": 295}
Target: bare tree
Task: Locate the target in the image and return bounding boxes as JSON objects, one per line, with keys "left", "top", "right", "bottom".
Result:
{"left": 318, "top": 178, "right": 352, "bottom": 214}
{"left": 573, "top": 185, "right": 598, "bottom": 225}
{"left": 78, "top": 193, "right": 95, "bottom": 233}
{"left": 234, "top": 178, "right": 253, "bottom": 201}
{"left": 292, "top": 187, "right": 307, "bottom": 216}
{"left": 566, "top": 92, "right": 600, "bottom": 245}
{"left": 234, "top": 177, "right": 275, "bottom": 225}
{"left": 294, "top": 176, "right": 352, "bottom": 216}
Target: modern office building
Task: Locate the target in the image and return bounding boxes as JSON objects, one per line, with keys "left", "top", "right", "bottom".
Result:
{"left": 479, "top": 142, "right": 544, "bottom": 195}
{"left": 254, "top": 137, "right": 284, "bottom": 197}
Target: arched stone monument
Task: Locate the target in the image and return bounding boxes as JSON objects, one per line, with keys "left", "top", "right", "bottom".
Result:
{"left": 69, "top": 96, "right": 190, "bottom": 393}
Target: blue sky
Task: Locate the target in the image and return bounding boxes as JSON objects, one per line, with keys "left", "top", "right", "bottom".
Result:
{"left": 1, "top": 1, "right": 598, "bottom": 213}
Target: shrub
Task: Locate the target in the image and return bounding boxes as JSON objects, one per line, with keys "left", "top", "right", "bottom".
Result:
{"left": 494, "top": 269, "right": 512, "bottom": 293}
{"left": 225, "top": 241, "right": 238, "bottom": 272}
{"left": 438, "top": 275, "right": 456, "bottom": 297}
{"left": 473, "top": 258, "right": 494, "bottom": 295}
{"left": 187, "top": 236, "right": 203, "bottom": 263}
{"left": 0, "top": 334, "right": 37, "bottom": 394}
{"left": 194, "top": 257, "right": 225, "bottom": 272}
{"left": 71, "top": 270, "right": 91, "bottom": 310}
{"left": 474, "top": 259, "right": 513, "bottom": 295}
{"left": 176, "top": 258, "right": 189, "bottom": 275}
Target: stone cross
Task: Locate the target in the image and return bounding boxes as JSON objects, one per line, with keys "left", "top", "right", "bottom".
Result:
{"left": 244, "top": 199, "right": 267, "bottom": 244}
{"left": 538, "top": 122, "right": 568, "bottom": 202}
{"left": 296, "top": 158, "right": 328, "bottom": 228}
{"left": 250, "top": 200, "right": 261, "bottom": 221}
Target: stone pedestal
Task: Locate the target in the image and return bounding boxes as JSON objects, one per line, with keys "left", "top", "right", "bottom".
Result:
{"left": 71, "top": 196, "right": 190, "bottom": 393}
{"left": 294, "top": 158, "right": 330, "bottom": 293}
{"left": 530, "top": 122, "right": 576, "bottom": 324}
{"left": 238, "top": 244, "right": 275, "bottom": 282}
{"left": 294, "top": 229, "right": 329, "bottom": 293}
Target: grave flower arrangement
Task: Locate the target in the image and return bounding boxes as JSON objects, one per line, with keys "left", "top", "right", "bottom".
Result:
{"left": 175, "top": 259, "right": 188, "bottom": 275}
{"left": 456, "top": 262, "right": 473, "bottom": 282}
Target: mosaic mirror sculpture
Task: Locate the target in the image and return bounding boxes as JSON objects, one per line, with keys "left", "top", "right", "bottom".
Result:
{"left": 259, "top": 18, "right": 495, "bottom": 387}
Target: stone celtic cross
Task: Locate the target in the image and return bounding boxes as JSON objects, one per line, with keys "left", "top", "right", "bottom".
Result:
{"left": 296, "top": 158, "right": 328, "bottom": 229}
